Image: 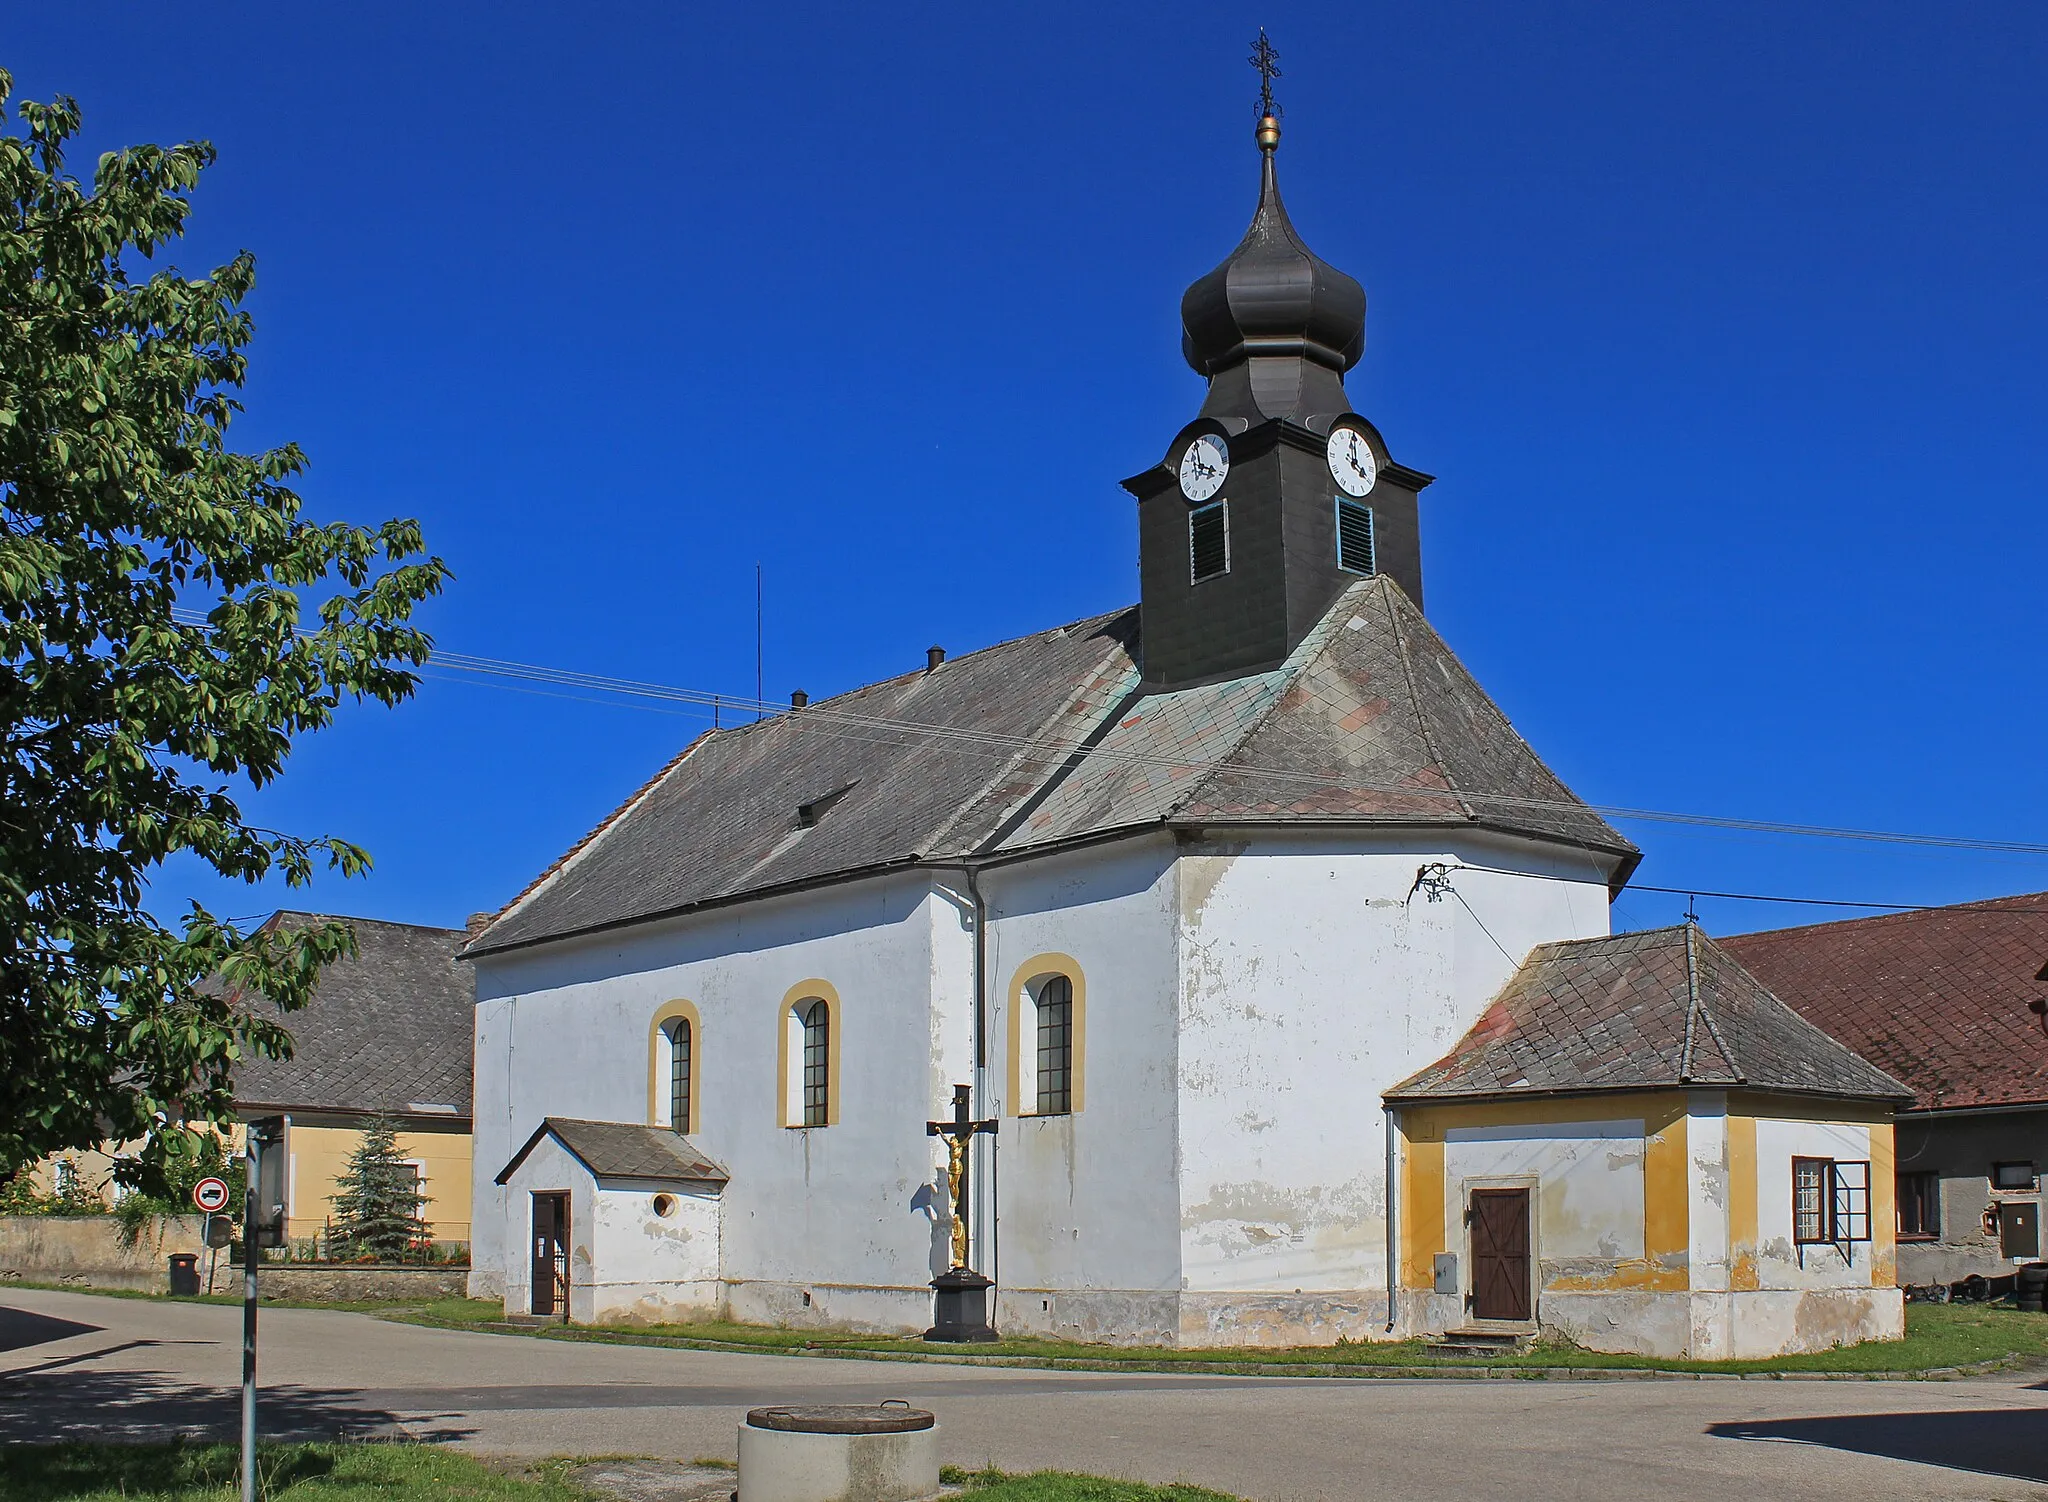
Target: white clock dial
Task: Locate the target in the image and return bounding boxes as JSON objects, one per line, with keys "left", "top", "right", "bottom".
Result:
{"left": 1178, "top": 433, "right": 1229, "bottom": 502}
{"left": 1327, "top": 428, "right": 1377, "bottom": 497}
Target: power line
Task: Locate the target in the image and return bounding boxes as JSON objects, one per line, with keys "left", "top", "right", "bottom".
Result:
{"left": 166, "top": 605, "right": 2048, "bottom": 861}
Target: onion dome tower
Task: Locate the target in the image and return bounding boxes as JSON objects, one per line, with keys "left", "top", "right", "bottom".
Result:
{"left": 1124, "top": 37, "right": 1433, "bottom": 689}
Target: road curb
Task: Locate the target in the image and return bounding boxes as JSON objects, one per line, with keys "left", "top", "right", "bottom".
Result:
{"left": 378, "top": 1314, "right": 2020, "bottom": 1384}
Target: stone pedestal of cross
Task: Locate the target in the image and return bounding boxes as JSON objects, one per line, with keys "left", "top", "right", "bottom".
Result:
{"left": 925, "top": 1083, "right": 997, "bottom": 1342}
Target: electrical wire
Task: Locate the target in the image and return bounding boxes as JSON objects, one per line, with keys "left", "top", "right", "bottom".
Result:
{"left": 166, "top": 605, "right": 2048, "bottom": 862}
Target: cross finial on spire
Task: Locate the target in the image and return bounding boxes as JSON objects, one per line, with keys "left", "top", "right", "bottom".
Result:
{"left": 1250, "top": 28, "right": 1282, "bottom": 119}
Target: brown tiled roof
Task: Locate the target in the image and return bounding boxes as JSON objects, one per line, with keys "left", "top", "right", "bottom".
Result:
{"left": 1723, "top": 894, "right": 2048, "bottom": 1113}
{"left": 1386, "top": 925, "right": 1911, "bottom": 1104}
{"left": 470, "top": 578, "right": 1636, "bottom": 957}
{"left": 230, "top": 913, "right": 473, "bottom": 1121}
{"left": 495, "top": 1118, "right": 728, "bottom": 1186}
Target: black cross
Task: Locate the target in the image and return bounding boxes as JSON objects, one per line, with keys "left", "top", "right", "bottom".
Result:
{"left": 1249, "top": 28, "right": 1282, "bottom": 119}
{"left": 926, "top": 1083, "right": 996, "bottom": 1271}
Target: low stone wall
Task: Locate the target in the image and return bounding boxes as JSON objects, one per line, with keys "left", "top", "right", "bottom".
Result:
{"left": 0, "top": 1214, "right": 206, "bottom": 1292}
{"left": 253, "top": 1264, "right": 468, "bottom": 1302}
{"left": 0, "top": 1216, "right": 467, "bottom": 1300}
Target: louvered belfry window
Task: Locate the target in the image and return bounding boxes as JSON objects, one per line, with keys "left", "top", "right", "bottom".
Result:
{"left": 666, "top": 1018, "right": 691, "bottom": 1133}
{"left": 1336, "top": 498, "right": 1376, "bottom": 575}
{"left": 1034, "top": 975, "right": 1073, "bottom": 1116}
{"left": 800, "top": 1000, "right": 830, "bottom": 1127}
{"left": 1189, "top": 500, "right": 1229, "bottom": 582}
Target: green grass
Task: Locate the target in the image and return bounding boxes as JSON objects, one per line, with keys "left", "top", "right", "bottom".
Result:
{"left": 393, "top": 1300, "right": 2048, "bottom": 1377}
{"left": 0, "top": 1442, "right": 588, "bottom": 1501}
{"left": 950, "top": 1471, "right": 1243, "bottom": 1500}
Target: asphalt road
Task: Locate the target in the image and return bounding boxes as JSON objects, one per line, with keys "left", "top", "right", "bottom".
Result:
{"left": 3, "top": 1288, "right": 2046, "bottom": 1501}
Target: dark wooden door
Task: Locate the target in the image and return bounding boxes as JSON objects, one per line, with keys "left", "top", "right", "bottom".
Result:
{"left": 1470, "top": 1188, "right": 1532, "bottom": 1322}
{"left": 531, "top": 1192, "right": 569, "bottom": 1317}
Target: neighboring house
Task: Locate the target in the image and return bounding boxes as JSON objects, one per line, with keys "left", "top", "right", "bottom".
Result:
{"left": 25, "top": 912, "right": 476, "bottom": 1251}
{"left": 1387, "top": 925, "right": 1913, "bottom": 1359}
{"left": 232, "top": 912, "right": 476, "bottom": 1248}
{"left": 463, "top": 116, "right": 1675, "bottom": 1348}
{"left": 1725, "top": 894, "right": 2048, "bottom": 1285}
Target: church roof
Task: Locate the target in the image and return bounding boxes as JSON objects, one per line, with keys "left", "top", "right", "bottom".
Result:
{"left": 1385, "top": 924, "right": 1912, "bottom": 1105}
{"left": 495, "top": 1117, "right": 729, "bottom": 1187}
{"left": 1723, "top": 894, "right": 2048, "bottom": 1113}
{"left": 469, "top": 577, "right": 1637, "bottom": 958}
{"left": 227, "top": 912, "right": 474, "bottom": 1122}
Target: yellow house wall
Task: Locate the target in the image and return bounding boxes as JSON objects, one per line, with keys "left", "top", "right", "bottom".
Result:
{"left": 286, "top": 1124, "right": 472, "bottom": 1246}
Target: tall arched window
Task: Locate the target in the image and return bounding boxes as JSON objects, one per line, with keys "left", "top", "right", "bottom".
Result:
{"left": 664, "top": 1017, "right": 692, "bottom": 1134}
{"left": 648, "top": 1001, "right": 701, "bottom": 1134}
{"left": 1034, "top": 975, "right": 1073, "bottom": 1116}
{"left": 799, "top": 1000, "right": 830, "bottom": 1128}
{"left": 1008, "top": 959, "right": 1085, "bottom": 1118}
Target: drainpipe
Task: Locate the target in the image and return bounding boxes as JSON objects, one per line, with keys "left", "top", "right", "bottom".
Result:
{"left": 1384, "top": 1105, "right": 1400, "bottom": 1334}
{"left": 931, "top": 860, "right": 998, "bottom": 1297}
{"left": 965, "top": 862, "right": 997, "bottom": 1295}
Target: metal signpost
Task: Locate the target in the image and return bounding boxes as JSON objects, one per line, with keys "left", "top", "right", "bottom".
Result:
{"left": 241, "top": 1119, "right": 286, "bottom": 1502}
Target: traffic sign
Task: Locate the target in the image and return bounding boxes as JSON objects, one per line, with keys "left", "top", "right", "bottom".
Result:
{"left": 193, "top": 1176, "right": 231, "bottom": 1214}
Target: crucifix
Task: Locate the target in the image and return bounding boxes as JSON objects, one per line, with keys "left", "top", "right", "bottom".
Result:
{"left": 924, "top": 1083, "right": 997, "bottom": 1342}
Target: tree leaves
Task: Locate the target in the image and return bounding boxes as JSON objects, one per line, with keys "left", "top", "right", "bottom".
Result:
{"left": 0, "top": 68, "right": 449, "bottom": 1195}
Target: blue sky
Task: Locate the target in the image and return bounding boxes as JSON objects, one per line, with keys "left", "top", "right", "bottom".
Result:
{"left": 9, "top": 2, "right": 2046, "bottom": 938}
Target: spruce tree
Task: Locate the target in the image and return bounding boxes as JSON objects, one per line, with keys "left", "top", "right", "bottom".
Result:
{"left": 328, "top": 1117, "right": 429, "bottom": 1260}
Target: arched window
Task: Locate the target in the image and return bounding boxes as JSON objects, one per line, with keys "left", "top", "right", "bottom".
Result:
{"left": 664, "top": 1018, "right": 692, "bottom": 1135}
{"left": 779, "top": 983, "right": 840, "bottom": 1129}
{"left": 1033, "top": 975, "right": 1073, "bottom": 1116}
{"left": 648, "top": 1001, "right": 701, "bottom": 1134}
{"left": 799, "top": 1000, "right": 830, "bottom": 1127}
{"left": 1008, "top": 959, "right": 1085, "bottom": 1117}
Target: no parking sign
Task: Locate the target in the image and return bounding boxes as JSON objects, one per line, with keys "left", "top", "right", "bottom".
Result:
{"left": 192, "top": 1176, "right": 231, "bottom": 1215}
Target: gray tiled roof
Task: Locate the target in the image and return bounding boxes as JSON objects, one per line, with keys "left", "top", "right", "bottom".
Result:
{"left": 495, "top": 1118, "right": 729, "bottom": 1186}
{"left": 1386, "top": 925, "right": 1913, "bottom": 1104}
{"left": 472, "top": 578, "right": 1637, "bottom": 957}
{"left": 231, "top": 913, "right": 473, "bottom": 1120}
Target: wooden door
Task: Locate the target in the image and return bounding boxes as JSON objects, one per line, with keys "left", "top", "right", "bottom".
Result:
{"left": 1470, "top": 1188, "right": 1532, "bottom": 1322}
{"left": 531, "top": 1192, "right": 569, "bottom": 1317}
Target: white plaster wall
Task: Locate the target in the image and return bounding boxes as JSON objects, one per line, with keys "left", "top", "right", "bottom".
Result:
{"left": 468, "top": 996, "right": 514, "bottom": 1299}
{"left": 1173, "top": 831, "right": 1614, "bottom": 1314}
{"left": 1444, "top": 1119, "right": 1647, "bottom": 1271}
{"left": 588, "top": 1178, "right": 721, "bottom": 1322}
{"left": 470, "top": 872, "right": 954, "bottom": 1331}
{"left": 1754, "top": 1118, "right": 1878, "bottom": 1290}
{"left": 984, "top": 836, "right": 1183, "bottom": 1339}
{"left": 496, "top": 1134, "right": 590, "bottom": 1320}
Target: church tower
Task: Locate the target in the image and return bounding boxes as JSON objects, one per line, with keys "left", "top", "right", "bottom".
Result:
{"left": 1124, "top": 68, "right": 1432, "bottom": 689}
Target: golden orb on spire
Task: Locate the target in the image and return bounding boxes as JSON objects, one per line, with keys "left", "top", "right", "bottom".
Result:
{"left": 1256, "top": 113, "right": 1281, "bottom": 153}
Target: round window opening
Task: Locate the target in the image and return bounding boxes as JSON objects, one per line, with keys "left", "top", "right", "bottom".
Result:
{"left": 652, "top": 1193, "right": 678, "bottom": 1219}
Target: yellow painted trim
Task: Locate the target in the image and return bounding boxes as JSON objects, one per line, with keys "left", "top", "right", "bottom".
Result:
{"left": 1395, "top": 1093, "right": 1692, "bottom": 1294}
{"left": 1006, "top": 953, "right": 1086, "bottom": 1116}
{"left": 1730, "top": 1090, "right": 1895, "bottom": 1126}
{"left": 1729, "top": 1113, "right": 1760, "bottom": 1290}
{"left": 1399, "top": 1117, "right": 1446, "bottom": 1291}
{"left": 1869, "top": 1119, "right": 1898, "bottom": 1283}
{"left": 646, "top": 1000, "right": 702, "bottom": 1134}
{"left": 778, "top": 980, "right": 842, "bottom": 1128}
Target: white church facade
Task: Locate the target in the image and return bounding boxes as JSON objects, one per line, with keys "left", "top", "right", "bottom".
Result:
{"left": 464, "top": 99, "right": 1907, "bottom": 1356}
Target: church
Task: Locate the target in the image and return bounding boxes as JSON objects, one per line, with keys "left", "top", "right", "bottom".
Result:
{"left": 464, "top": 87, "right": 1908, "bottom": 1358}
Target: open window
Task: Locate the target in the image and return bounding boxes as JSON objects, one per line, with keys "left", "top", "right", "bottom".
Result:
{"left": 1794, "top": 1156, "right": 1872, "bottom": 1260}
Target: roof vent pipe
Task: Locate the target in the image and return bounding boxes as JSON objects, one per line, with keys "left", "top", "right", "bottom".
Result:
{"left": 927, "top": 646, "right": 945, "bottom": 672}
{"left": 790, "top": 690, "right": 808, "bottom": 710}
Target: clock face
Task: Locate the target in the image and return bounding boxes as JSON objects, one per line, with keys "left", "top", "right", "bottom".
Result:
{"left": 1178, "top": 433, "right": 1229, "bottom": 502}
{"left": 1327, "top": 427, "right": 1377, "bottom": 497}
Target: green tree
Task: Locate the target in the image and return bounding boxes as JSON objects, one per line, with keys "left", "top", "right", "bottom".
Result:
{"left": 0, "top": 70, "right": 448, "bottom": 1194}
{"left": 328, "top": 1117, "right": 429, "bottom": 1261}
